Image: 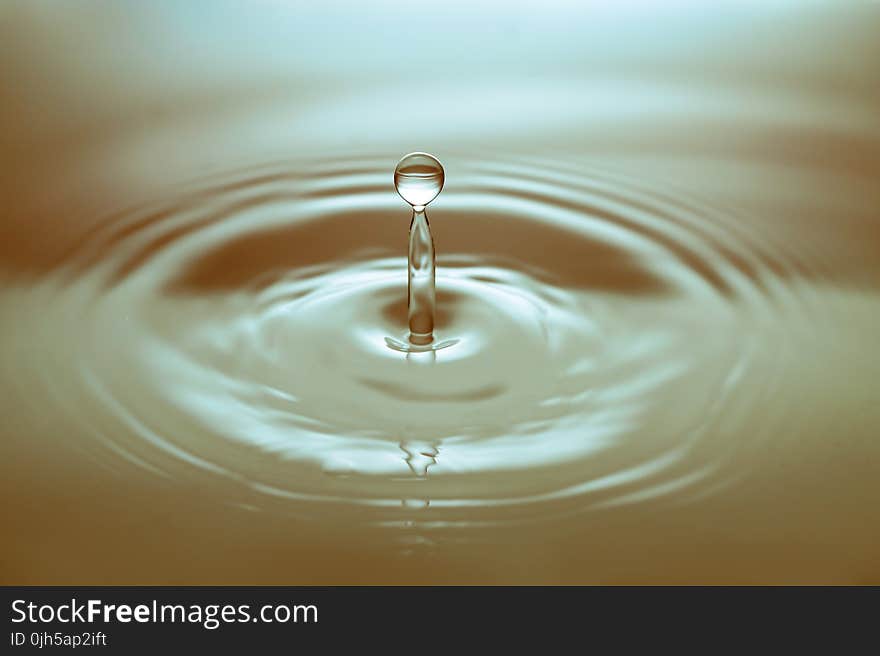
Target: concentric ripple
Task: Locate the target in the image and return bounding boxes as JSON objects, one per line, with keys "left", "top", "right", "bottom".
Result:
{"left": 11, "top": 155, "right": 807, "bottom": 528}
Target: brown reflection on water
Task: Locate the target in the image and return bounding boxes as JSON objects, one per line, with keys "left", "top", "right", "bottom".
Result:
{"left": 162, "top": 210, "right": 669, "bottom": 296}
{"left": 1, "top": 2, "right": 879, "bottom": 584}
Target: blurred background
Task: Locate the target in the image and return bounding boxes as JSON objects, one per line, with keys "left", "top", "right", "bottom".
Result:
{"left": 2, "top": 0, "right": 878, "bottom": 274}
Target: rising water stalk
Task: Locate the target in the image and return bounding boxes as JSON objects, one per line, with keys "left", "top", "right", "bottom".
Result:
{"left": 394, "top": 152, "right": 445, "bottom": 348}
{"left": 407, "top": 205, "right": 435, "bottom": 345}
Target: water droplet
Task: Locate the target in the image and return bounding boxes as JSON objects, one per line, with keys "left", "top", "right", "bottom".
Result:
{"left": 394, "top": 152, "right": 444, "bottom": 208}
{"left": 387, "top": 152, "right": 456, "bottom": 352}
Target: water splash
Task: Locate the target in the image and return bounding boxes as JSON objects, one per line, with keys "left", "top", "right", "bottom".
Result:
{"left": 11, "top": 154, "right": 810, "bottom": 523}
{"left": 389, "top": 152, "right": 457, "bottom": 352}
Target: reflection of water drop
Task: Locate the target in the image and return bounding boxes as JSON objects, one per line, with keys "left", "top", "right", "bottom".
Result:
{"left": 401, "top": 440, "right": 439, "bottom": 477}
{"left": 394, "top": 152, "right": 444, "bottom": 208}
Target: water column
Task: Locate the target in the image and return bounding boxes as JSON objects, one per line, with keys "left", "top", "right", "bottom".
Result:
{"left": 394, "top": 153, "right": 445, "bottom": 347}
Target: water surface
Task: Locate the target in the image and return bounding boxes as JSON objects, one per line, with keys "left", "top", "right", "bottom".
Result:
{"left": 1, "top": 2, "right": 879, "bottom": 583}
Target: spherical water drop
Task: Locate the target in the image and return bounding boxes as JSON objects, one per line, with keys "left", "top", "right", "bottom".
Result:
{"left": 394, "top": 152, "right": 444, "bottom": 208}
